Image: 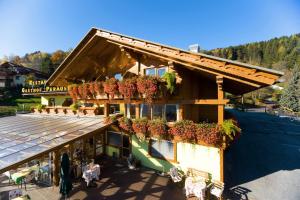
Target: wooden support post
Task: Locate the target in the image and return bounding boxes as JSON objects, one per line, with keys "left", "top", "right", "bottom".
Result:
{"left": 69, "top": 143, "right": 74, "bottom": 163}
{"left": 216, "top": 76, "right": 224, "bottom": 125}
{"left": 52, "top": 150, "right": 60, "bottom": 186}
{"left": 135, "top": 104, "right": 140, "bottom": 119}
{"left": 178, "top": 104, "right": 184, "bottom": 120}
{"left": 93, "top": 135, "right": 96, "bottom": 159}
{"left": 220, "top": 149, "right": 224, "bottom": 182}
{"left": 104, "top": 103, "right": 110, "bottom": 117}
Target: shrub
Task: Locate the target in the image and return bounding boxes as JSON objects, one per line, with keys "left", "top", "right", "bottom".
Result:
{"left": 103, "top": 78, "right": 119, "bottom": 98}
{"left": 118, "top": 77, "right": 137, "bottom": 100}
{"left": 136, "top": 76, "right": 159, "bottom": 103}
{"left": 221, "top": 119, "right": 241, "bottom": 140}
{"left": 118, "top": 117, "right": 132, "bottom": 132}
{"left": 148, "top": 118, "right": 168, "bottom": 139}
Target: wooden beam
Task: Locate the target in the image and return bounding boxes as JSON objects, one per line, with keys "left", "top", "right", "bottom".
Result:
{"left": 104, "top": 103, "right": 110, "bottom": 117}
{"left": 135, "top": 104, "right": 140, "bottom": 119}
{"left": 84, "top": 98, "right": 229, "bottom": 105}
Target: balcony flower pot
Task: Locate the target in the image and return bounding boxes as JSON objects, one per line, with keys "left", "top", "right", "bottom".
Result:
{"left": 118, "top": 117, "right": 132, "bottom": 133}
{"left": 118, "top": 77, "right": 137, "bottom": 100}
{"left": 103, "top": 78, "right": 119, "bottom": 99}
{"left": 136, "top": 76, "right": 159, "bottom": 103}
{"left": 132, "top": 118, "right": 148, "bottom": 141}
{"left": 148, "top": 118, "right": 169, "bottom": 140}
{"left": 196, "top": 123, "right": 222, "bottom": 147}
{"left": 169, "top": 120, "right": 197, "bottom": 143}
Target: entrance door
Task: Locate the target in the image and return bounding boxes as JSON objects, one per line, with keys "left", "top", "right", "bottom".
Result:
{"left": 122, "top": 135, "right": 131, "bottom": 158}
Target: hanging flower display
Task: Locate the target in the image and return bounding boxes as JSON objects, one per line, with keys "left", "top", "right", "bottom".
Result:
{"left": 168, "top": 120, "right": 197, "bottom": 143}
{"left": 77, "top": 85, "right": 84, "bottom": 99}
{"left": 118, "top": 77, "right": 137, "bottom": 100}
{"left": 93, "top": 81, "right": 103, "bottom": 96}
{"left": 103, "top": 78, "right": 119, "bottom": 99}
{"left": 132, "top": 117, "right": 148, "bottom": 141}
{"left": 136, "top": 76, "right": 159, "bottom": 103}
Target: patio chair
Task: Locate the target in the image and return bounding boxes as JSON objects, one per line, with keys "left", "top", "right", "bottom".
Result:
{"left": 8, "top": 188, "right": 22, "bottom": 200}
{"left": 210, "top": 180, "right": 224, "bottom": 199}
{"left": 169, "top": 167, "right": 184, "bottom": 183}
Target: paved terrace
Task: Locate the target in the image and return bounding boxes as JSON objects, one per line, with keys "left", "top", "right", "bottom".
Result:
{"left": 0, "top": 114, "right": 107, "bottom": 173}
{"left": 0, "top": 158, "right": 186, "bottom": 200}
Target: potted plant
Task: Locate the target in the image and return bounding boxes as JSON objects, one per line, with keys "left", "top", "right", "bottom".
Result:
{"left": 148, "top": 118, "right": 168, "bottom": 140}
{"left": 118, "top": 77, "right": 137, "bottom": 100}
{"left": 103, "top": 78, "right": 119, "bottom": 99}
{"left": 104, "top": 115, "right": 117, "bottom": 124}
{"left": 70, "top": 103, "right": 79, "bottom": 114}
{"left": 162, "top": 72, "right": 176, "bottom": 95}
{"left": 136, "top": 76, "right": 159, "bottom": 103}
{"left": 118, "top": 117, "right": 132, "bottom": 133}
{"left": 221, "top": 119, "right": 241, "bottom": 141}
{"left": 36, "top": 104, "right": 46, "bottom": 113}
{"left": 196, "top": 123, "right": 222, "bottom": 147}
{"left": 93, "top": 81, "right": 103, "bottom": 97}
{"left": 77, "top": 85, "right": 84, "bottom": 99}
{"left": 132, "top": 117, "right": 148, "bottom": 141}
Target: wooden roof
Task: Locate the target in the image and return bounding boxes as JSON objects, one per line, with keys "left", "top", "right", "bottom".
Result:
{"left": 47, "top": 28, "right": 283, "bottom": 95}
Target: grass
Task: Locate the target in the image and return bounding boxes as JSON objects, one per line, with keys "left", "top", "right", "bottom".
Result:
{"left": 0, "top": 97, "right": 41, "bottom": 115}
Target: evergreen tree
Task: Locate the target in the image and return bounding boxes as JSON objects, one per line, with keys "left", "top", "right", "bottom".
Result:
{"left": 279, "top": 65, "right": 300, "bottom": 112}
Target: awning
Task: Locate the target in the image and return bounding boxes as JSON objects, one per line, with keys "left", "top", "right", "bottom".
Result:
{"left": 0, "top": 114, "right": 108, "bottom": 174}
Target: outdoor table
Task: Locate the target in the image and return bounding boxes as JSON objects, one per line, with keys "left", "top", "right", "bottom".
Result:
{"left": 82, "top": 164, "right": 100, "bottom": 186}
{"left": 185, "top": 177, "right": 206, "bottom": 200}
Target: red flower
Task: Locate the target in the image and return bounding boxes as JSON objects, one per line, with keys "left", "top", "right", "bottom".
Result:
{"left": 118, "top": 77, "right": 137, "bottom": 100}
{"left": 136, "top": 76, "right": 159, "bottom": 103}
{"left": 103, "top": 78, "right": 118, "bottom": 99}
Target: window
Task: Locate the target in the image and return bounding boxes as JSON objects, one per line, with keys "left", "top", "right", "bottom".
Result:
{"left": 145, "top": 67, "right": 167, "bottom": 77}
{"left": 140, "top": 104, "right": 151, "bottom": 118}
{"left": 110, "top": 104, "right": 120, "bottom": 114}
{"left": 150, "top": 139, "right": 175, "bottom": 161}
{"left": 157, "top": 67, "right": 166, "bottom": 77}
{"left": 152, "top": 105, "right": 164, "bottom": 119}
{"left": 107, "top": 131, "right": 122, "bottom": 147}
{"left": 126, "top": 104, "right": 136, "bottom": 119}
{"left": 145, "top": 68, "right": 156, "bottom": 76}
{"left": 165, "top": 104, "right": 178, "bottom": 122}
{"left": 114, "top": 73, "right": 122, "bottom": 80}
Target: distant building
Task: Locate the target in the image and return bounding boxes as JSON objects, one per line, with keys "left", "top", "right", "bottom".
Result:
{"left": 0, "top": 62, "right": 48, "bottom": 97}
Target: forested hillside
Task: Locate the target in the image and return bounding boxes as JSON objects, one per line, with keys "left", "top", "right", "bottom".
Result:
{"left": 206, "top": 33, "right": 300, "bottom": 73}
{"left": 0, "top": 49, "right": 71, "bottom": 75}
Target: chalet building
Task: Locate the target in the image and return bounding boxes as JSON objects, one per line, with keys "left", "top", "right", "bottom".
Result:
{"left": 43, "top": 28, "right": 283, "bottom": 183}
{"left": 0, "top": 62, "right": 48, "bottom": 97}
{"left": 0, "top": 28, "right": 283, "bottom": 189}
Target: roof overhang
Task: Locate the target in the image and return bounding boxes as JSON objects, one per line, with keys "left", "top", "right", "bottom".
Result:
{"left": 47, "top": 28, "right": 284, "bottom": 95}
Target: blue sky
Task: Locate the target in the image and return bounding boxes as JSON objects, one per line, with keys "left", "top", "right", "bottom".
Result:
{"left": 0, "top": 0, "right": 300, "bottom": 58}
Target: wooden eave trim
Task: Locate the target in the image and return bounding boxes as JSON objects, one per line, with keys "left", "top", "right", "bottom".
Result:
{"left": 106, "top": 40, "right": 262, "bottom": 88}
{"left": 102, "top": 35, "right": 278, "bottom": 86}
